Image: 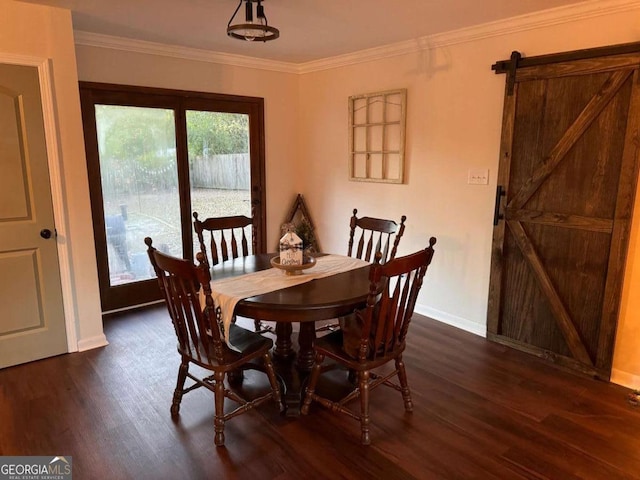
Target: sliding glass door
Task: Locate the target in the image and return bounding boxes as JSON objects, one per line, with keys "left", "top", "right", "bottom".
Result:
{"left": 96, "top": 105, "right": 181, "bottom": 286}
{"left": 80, "top": 84, "right": 266, "bottom": 311}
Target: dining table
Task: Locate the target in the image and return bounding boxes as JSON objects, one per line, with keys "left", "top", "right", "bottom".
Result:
{"left": 209, "top": 252, "right": 372, "bottom": 415}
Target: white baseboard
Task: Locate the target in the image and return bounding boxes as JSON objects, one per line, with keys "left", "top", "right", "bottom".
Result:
{"left": 414, "top": 304, "right": 487, "bottom": 338}
{"left": 77, "top": 334, "right": 109, "bottom": 352}
{"left": 611, "top": 369, "right": 640, "bottom": 390}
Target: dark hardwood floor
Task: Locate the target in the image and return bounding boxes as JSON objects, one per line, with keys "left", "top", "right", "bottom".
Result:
{"left": 1, "top": 305, "right": 639, "bottom": 479}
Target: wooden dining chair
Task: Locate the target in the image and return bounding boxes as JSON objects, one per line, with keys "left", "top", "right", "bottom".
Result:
{"left": 348, "top": 208, "right": 407, "bottom": 264}
{"left": 317, "top": 208, "right": 407, "bottom": 335}
{"left": 145, "top": 237, "right": 282, "bottom": 447}
{"left": 193, "top": 211, "right": 268, "bottom": 333}
{"left": 302, "top": 237, "right": 437, "bottom": 445}
{"left": 193, "top": 211, "right": 255, "bottom": 267}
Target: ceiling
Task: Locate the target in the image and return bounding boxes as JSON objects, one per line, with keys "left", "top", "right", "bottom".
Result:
{"left": 19, "top": 0, "right": 592, "bottom": 64}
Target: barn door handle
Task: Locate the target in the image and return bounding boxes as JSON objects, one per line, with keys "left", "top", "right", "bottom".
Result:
{"left": 40, "top": 228, "right": 53, "bottom": 239}
{"left": 493, "top": 185, "right": 506, "bottom": 226}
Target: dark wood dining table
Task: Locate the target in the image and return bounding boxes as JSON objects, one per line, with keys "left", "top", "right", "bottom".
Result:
{"left": 210, "top": 253, "right": 371, "bottom": 415}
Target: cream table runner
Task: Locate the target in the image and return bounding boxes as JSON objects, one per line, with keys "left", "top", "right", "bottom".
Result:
{"left": 206, "top": 254, "right": 369, "bottom": 341}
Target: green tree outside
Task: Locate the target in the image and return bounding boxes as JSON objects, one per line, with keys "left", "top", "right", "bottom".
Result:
{"left": 96, "top": 106, "right": 249, "bottom": 196}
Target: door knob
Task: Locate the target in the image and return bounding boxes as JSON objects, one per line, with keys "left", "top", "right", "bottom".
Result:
{"left": 40, "top": 229, "right": 52, "bottom": 239}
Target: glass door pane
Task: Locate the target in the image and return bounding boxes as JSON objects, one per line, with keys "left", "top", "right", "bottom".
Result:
{"left": 81, "top": 82, "right": 266, "bottom": 311}
{"left": 186, "top": 110, "right": 252, "bottom": 256}
{"left": 95, "top": 105, "right": 180, "bottom": 286}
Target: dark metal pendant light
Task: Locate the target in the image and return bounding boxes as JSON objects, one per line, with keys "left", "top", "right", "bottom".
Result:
{"left": 227, "top": 0, "right": 280, "bottom": 42}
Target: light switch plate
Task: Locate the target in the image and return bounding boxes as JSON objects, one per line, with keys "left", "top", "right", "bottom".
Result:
{"left": 468, "top": 168, "right": 489, "bottom": 185}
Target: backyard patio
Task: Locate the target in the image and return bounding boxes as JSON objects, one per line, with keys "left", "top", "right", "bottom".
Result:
{"left": 107, "top": 188, "right": 251, "bottom": 284}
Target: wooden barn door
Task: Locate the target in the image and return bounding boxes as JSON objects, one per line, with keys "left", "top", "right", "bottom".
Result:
{"left": 488, "top": 45, "right": 640, "bottom": 379}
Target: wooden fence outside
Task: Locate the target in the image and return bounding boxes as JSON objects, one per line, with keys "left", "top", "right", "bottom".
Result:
{"left": 190, "top": 153, "right": 250, "bottom": 190}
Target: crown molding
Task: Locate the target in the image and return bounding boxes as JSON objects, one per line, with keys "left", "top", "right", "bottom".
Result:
{"left": 74, "top": 0, "right": 640, "bottom": 75}
{"left": 74, "top": 31, "right": 300, "bottom": 74}
{"left": 296, "top": 40, "right": 422, "bottom": 74}
{"left": 297, "top": 0, "right": 640, "bottom": 73}
{"left": 428, "top": 0, "right": 640, "bottom": 48}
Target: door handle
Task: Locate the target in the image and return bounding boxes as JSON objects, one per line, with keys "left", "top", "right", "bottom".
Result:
{"left": 493, "top": 185, "right": 506, "bottom": 226}
{"left": 40, "top": 228, "right": 53, "bottom": 239}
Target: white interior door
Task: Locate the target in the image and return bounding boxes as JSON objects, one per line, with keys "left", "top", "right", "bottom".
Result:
{"left": 0, "top": 63, "right": 67, "bottom": 368}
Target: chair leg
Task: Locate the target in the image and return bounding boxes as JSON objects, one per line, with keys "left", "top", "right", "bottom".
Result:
{"left": 262, "top": 352, "right": 283, "bottom": 410}
{"left": 301, "top": 352, "right": 324, "bottom": 415}
{"left": 213, "top": 371, "right": 226, "bottom": 447}
{"left": 359, "top": 370, "right": 371, "bottom": 445}
{"left": 396, "top": 356, "right": 413, "bottom": 412}
{"left": 171, "top": 358, "right": 189, "bottom": 417}
{"left": 254, "top": 319, "right": 262, "bottom": 332}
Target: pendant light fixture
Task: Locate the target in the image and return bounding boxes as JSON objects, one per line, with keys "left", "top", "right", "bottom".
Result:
{"left": 227, "top": 0, "right": 280, "bottom": 42}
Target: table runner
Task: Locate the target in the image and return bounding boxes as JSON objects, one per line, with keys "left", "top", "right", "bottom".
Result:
{"left": 206, "top": 254, "right": 369, "bottom": 341}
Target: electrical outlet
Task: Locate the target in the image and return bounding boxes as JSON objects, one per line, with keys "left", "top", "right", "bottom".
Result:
{"left": 468, "top": 168, "right": 489, "bottom": 185}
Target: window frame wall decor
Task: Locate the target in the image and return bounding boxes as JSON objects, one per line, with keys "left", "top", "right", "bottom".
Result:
{"left": 348, "top": 88, "right": 407, "bottom": 184}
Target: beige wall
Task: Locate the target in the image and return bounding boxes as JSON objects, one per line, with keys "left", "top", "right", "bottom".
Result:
{"left": 614, "top": 177, "right": 640, "bottom": 388}
{"left": 297, "top": 9, "right": 640, "bottom": 387}
{"left": 0, "top": 0, "right": 104, "bottom": 349}
{"left": 75, "top": 47, "right": 300, "bottom": 250}
{"left": 298, "top": 50, "right": 503, "bottom": 335}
